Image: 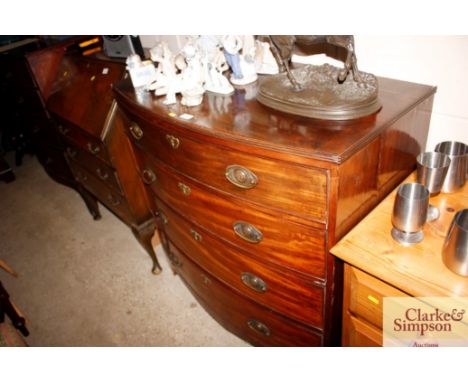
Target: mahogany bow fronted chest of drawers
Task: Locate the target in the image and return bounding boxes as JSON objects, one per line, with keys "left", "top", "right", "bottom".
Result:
{"left": 114, "top": 77, "right": 435, "bottom": 346}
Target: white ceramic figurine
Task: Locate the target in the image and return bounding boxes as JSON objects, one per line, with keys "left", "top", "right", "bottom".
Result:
{"left": 222, "top": 35, "right": 258, "bottom": 86}
{"left": 148, "top": 42, "right": 182, "bottom": 105}
{"left": 179, "top": 39, "right": 205, "bottom": 106}
{"left": 197, "top": 35, "right": 234, "bottom": 95}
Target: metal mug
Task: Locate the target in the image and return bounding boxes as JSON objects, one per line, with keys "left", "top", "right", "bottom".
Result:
{"left": 442, "top": 209, "right": 468, "bottom": 276}
{"left": 391, "top": 183, "right": 429, "bottom": 245}
{"left": 416, "top": 152, "right": 451, "bottom": 194}
{"left": 417, "top": 151, "right": 451, "bottom": 221}
{"left": 434, "top": 141, "right": 467, "bottom": 193}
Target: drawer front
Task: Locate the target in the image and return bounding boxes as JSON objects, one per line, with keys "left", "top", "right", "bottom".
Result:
{"left": 68, "top": 159, "right": 132, "bottom": 222}
{"left": 167, "top": 243, "right": 323, "bottom": 346}
{"left": 65, "top": 142, "right": 123, "bottom": 195}
{"left": 146, "top": 156, "right": 327, "bottom": 277}
{"left": 346, "top": 266, "right": 409, "bottom": 329}
{"left": 122, "top": 112, "right": 328, "bottom": 222}
{"left": 342, "top": 310, "right": 382, "bottom": 347}
{"left": 54, "top": 117, "right": 110, "bottom": 167}
{"left": 156, "top": 198, "right": 324, "bottom": 328}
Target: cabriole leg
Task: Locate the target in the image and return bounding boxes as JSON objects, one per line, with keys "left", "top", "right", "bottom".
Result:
{"left": 132, "top": 220, "right": 162, "bottom": 275}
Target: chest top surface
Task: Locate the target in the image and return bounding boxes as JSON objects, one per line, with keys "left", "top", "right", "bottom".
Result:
{"left": 114, "top": 76, "right": 435, "bottom": 164}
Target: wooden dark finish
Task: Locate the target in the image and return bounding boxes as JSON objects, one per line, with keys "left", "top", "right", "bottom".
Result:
{"left": 36, "top": 51, "right": 161, "bottom": 274}
{"left": 64, "top": 143, "right": 123, "bottom": 195}
{"left": 115, "top": 77, "right": 434, "bottom": 165}
{"left": 107, "top": 108, "right": 161, "bottom": 274}
{"left": 57, "top": 120, "right": 110, "bottom": 166}
{"left": 68, "top": 159, "right": 133, "bottom": 222}
{"left": 26, "top": 36, "right": 92, "bottom": 100}
{"left": 47, "top": 56, "right": 125, "bottom": 140}
{"left": 9, "top": 38, "right": 104, "bottom": 220}
{"left": 114, "top": 75, "right": 435, "bottom": 346}
{"left": 168, "top": 243, "right": 323, "bottom": 346}
{"left": 143, "top": 153, "right": 327, "bottom": 278}
{"left": 155, "top": 196, "right": 324, "bottom": 328}
{"left": 119, "top": 110, "right": 328, "bottom": 222}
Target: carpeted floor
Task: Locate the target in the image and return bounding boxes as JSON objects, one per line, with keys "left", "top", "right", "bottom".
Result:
{"left": 0, "top": 153, "right": 247, "bottom": 346}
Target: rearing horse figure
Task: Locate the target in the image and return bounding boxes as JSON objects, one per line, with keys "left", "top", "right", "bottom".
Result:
{"left": 268, "top": 35, "right": 362, "bottom": 91}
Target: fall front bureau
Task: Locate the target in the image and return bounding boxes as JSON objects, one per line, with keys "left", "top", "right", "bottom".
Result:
{"left": 41, "top": 51, "right": 161, "bottom": 274}
{"left": 114, "top": 77, "right": 435, "bottom": 346}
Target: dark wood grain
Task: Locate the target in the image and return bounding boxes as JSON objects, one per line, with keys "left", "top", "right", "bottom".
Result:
{"left": 120, "top": 110, "right": 329, "bottom": 223}
{"left": 65, "top": 142, "right": 123, "bottom": 195}
{"left": 55, "top": 117, "right": 110, "bottom": 166}
{"left": 156, "top": 197, "right": 325, "bottom": 328}
{"left": 114, "top": 74, "right": 435, "bottom": 346}
{"left": 143, "top": 153, "right": 327, "bottom": 277}
{"left": 38, "top": 51, "right": 159, "bottom": 273}
{"left": 47, "top": 56, "right": 125, "bottom": 140}
{"left": 105, "top": 107, "right": 154, "bottom": 223}
{"left": 114, "top": 76, "right": 435, "bottom": 164}
{"left": 168, "top": 243, "right": 323, "bottom": 346}
{"left": 68, "top": 159, "right": 133, "bottom": 223}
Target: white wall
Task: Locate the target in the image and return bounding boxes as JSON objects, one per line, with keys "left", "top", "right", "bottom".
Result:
{"left": 140, "top": 35, "right": 191, "bottom": 54}
{"left": 141, "top": 36, "right": 468, "bottom": 150}
{"left": 355, "top": 36, "right": 468, "bottom": 150}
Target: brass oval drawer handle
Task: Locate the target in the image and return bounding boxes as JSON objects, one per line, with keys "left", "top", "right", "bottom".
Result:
{"left": 165, "top": 134, "right": 180, "bottom": 149}
{"left": 75, "top": 171, "right": 87, "bottom": 182}
{"left": 200, "top": 273, "right": 212, "bottom": 286}
{"left": 87, "top": 142, "right": 100, "bottom": 155}
{"left": 66, "top": 147, "right": 77, "bottom": 158}
{"left": 58, "top": 125, "right": 69, "bottom": 135}
{"left": 142, "top": 168, "right": 157, "bottom": 184}
{"left": 247, "top": 319, "right": 271, "bottom": 336}
{"left": 233, "top": 221, "right": 263, "bottom": 243}
{"left": 129, "top": 123, "right": 144, "bottom": 140}
{"left": 107, "top": 193, "right": 121, "bottom": 206}
{"left": 156, "top": 210, "right": 168, "bottom": 225}
{"left": 241, "top": 272, "right": 267, "bottom": 293}
{"left": 190, "top": 229, "right": 202, "bottom": 242}
{"left": 177, "top": 182, "right": 191, "bottom": 196}
{"left": 168, "top": 252, "right": 182, "bottom": 268}
{"left": 96, "top": 167, "right": 109, "bottom": 180}
{"left": 225, "top": 165, "right": 258, "bottom": 189}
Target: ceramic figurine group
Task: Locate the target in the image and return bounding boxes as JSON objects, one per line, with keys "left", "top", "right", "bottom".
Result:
{"left": 133, "top": 35, "right": 279, "bottom": 107}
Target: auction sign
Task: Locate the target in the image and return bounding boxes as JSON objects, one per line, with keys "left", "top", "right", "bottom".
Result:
{"left": 383, "top": 297, "right": 468, "bottom": 346}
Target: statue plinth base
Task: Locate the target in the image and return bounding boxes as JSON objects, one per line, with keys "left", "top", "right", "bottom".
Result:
{"left": 257, "top": 64, "right": 381, "bottom": 120}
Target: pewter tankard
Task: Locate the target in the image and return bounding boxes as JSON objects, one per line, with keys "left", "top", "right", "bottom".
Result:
{"left": 442, "top": 209, "right": 468, "bottom": 276}
{"left": 391, "top": 183, "right": 429, "bottom": 245}
{"left": 435, "top": 141, "right": 467, "bottom": 193}
{"left": 416, "top": 152, "right": 451, "bottom": 194}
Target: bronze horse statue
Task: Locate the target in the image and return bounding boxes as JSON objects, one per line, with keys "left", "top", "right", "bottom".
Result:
{"left": 267, "top": 35, "right": 362, "bottom": 90}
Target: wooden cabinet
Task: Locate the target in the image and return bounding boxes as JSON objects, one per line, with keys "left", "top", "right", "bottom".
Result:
{"left": 332, "top": 173, "right": 468, "bottom": 346}
{"left": 43, "top": 53, "right": 160, "bottom": 274}
{"left": 342, "top": 265, "right": 410, "bottom": 346}
{"left": 114, "top": 76, "right": 435, "bottom": 346}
